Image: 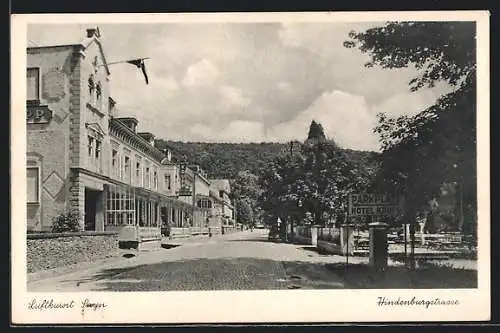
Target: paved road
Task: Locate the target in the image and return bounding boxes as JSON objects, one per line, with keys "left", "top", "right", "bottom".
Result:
{"left": 28, "top": 230, "right": 353, "bottom": 292}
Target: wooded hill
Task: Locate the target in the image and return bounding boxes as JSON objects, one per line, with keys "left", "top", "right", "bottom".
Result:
{"left": 154, "top": 139, "right": 380, "bottom": 180}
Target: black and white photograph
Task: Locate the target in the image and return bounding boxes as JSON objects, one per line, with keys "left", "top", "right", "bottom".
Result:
{"left": 11, "top": 11, "right": 490, "bottom": 324}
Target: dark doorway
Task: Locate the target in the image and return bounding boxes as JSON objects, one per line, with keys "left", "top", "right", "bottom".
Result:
{"left": 85, "top": 188, "right": 99, "bottom": 231}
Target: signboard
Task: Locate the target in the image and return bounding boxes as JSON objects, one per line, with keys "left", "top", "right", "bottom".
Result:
{"left": 179, "top": 163, "right": 187, "bottom": 188}
{"left": 348, "top": 193, "right": 403, "bottom": 217}
{"left": 27, "top": 106, "right": 53, "bottom": 124}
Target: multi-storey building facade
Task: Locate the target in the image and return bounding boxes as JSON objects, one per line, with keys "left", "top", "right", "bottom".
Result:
{"left": 26, "top": 28, "right": 207, "bottom": 246}
{"left": 209, "top": 179, "right": 235, "bottom": 225}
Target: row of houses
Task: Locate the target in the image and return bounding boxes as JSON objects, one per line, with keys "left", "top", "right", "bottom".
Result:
{"left": 26, "top": 28, "right": 236, "bottom": 246}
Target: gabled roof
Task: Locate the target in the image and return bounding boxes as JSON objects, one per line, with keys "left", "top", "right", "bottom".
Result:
{"left": 79, "top": 36, "right": 111, "bottom": 76}
{"left": 27, "top": 34, "right": 110, "bottom": 76}
{"left": 209, "top": 179, "right": 231, "bottom": 194}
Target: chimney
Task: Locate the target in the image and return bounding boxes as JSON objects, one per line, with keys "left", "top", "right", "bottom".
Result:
{"left": 87, "top": 28, "right": 98, "bottom": 38}
{"left": 108, "top": 97, "right": 116, "bottom": 115}
{"left": 138, "top": 132, "right": 155, "bottom": 146}
{"left": 116, "top": 117, "right": 138, "bottom": 133}
{"left": 163, "top": 149, "right": 172, "bottom": 162}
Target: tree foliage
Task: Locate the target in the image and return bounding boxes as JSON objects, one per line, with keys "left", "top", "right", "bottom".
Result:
{"left": 230, "top": 170, "right": 263, "bottom": 225}
{"left": 345, "top": 21, "right": 476, "bottom": 233}
{"left": 306, "top": 120, "right": 327, "bottom": 142}
{"left": 155, "top": 140, "right": 289, "bottom": 179}
{"left": 258, "top": 148, "right": 305, "bottom": 223}
{"left": 258, "top": 121, "right": 376, "bottom": 227}
{"left": 235, "top": 198, "right": 254, "bottom": 226}
{"left": 154, "top": 139, "right": 378, "bottom": 181}
{"left": 344, "top": 22, "right": 476, "bottom": 91}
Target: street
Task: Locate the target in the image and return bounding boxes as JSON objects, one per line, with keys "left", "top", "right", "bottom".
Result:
{"left": 28, "top": 230, "right": 355, "bottom": 292}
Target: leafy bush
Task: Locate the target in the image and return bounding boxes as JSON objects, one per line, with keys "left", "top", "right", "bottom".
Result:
{"left": 51, "top": 209, "right": 82, "bottom": 233}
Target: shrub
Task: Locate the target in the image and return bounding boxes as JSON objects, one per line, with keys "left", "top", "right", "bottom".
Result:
{"left": 51, "top": 209, "right": 82, "bottom": 233}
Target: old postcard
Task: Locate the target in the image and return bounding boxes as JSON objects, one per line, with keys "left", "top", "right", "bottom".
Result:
{"left": 11, "top": 11, "right": 490, "bottom": 324}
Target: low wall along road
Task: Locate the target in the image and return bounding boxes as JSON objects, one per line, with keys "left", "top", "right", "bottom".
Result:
{"left": 27, "top": 232, "right": 119, "bottom": 273}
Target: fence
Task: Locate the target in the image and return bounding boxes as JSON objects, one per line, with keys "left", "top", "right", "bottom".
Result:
{"left": 139, "top": 227, "right": 162, "bottom": 242}
{"left": 318, "top": 227, "right": 341, "bottom": 244}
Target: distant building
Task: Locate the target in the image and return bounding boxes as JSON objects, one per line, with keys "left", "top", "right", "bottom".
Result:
{"left": 25, "top": 28, "right": 204, "bottom": 245}
{"left": 209, "top": 179, "right": 235, "bottom": 225}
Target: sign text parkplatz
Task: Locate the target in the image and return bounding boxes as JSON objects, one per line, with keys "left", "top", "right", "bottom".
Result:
{"left": 348, "top": 193, "right": 403, "bottom": 217}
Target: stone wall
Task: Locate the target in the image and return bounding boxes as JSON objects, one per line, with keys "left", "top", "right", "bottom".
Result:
{"left": 27, "top": 233, "right": 119, "bottom": 273}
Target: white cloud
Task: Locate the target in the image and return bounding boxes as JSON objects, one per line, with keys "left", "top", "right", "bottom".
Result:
{"left": 277, "top": 81, "right": 293, "bottom": 94}
{"left": 181, "top": 58, "right": 220, "bottom": 87}
{"left": 371, "top": 89, "right": 441, "bottom": 118}
{"left": 27, "top": 23, "right": 454, "bottom": 149}
{"left": 277, "top": 22, "right": 427, "bottom": 105}
{"left": 278, "top": 22, "right": 378, "bottom": 58}
{"left": 270, "top": 90, "right": 379, "bottom": 151}
{"left": 219, "top": 85, "right": 251, "bottom": 109}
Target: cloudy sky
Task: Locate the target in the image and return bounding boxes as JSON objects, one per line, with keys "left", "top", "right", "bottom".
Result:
{"left": 28, "top": 22, "right": 452, "bottom": 152}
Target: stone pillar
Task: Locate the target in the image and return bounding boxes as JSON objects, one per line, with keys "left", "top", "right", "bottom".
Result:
{"left": 95, "top": 189, "right": 106, "bottom": 232}
{"left": 419, "top": 221, "right": 426, "bottom": 246}
{"left": 311, "top": 225, "right": 319, "bottom": 247}
{"left": 369, "top": 222, "right": 389, "bottom": 272}
{"left": 340, "top": 224, "right": 356, "bottom": 255}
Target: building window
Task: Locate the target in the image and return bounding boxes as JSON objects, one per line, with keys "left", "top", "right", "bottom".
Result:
{"left": 106, "top": 185, "right": 135, "bottom": 227}
{"left": 219, "top": 190, "right": 224, "bottom": 198}
{"left": 27, "top": 68, "right": 40, "bottom": 101}
{"left": 164, "top": 174, "right": 171, "bottom": 190}
{"left": 153, "top": 170, "right": 158, "bottom": 190}
{"left": 27, "top": 167, "right": 39, "bottom": 203}
{"left": 96, "top": 82, "right": 102, "bottom": 109}
{"left": 95, "top": 139, "right": 101, "bottom": 160}
{"left": 197, "top": 199, "right": 212, "bottom": 209}
{"left": 145, "top": 167, "right": 150, "bottom": 188}
{"left": 124, "top": 156, "right": 130, "bottom": 181}
{"left": 111, "top": 149, "right": 118, "bottom": 172}
{"left": 88, "top": 136, "right": 94, "bottom": 157}
{"left": 136, "top": 160, "right": 141, "bottom": 185}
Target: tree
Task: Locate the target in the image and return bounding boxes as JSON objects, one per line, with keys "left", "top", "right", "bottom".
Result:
{"left": 306, "top": 120, "right": 327, "bottom": 143}
{"left": 230, "top": 170, "right": 264, "bottom": 224}
{"left": 344, "top": 21, "right": 477, "bottom": 266}
{"left": 230, "top": 170, "right": 262, "bottom": 203}
{"left": 299, "top": 139, "right": 363, "bottom": 226}
{"left": 235, "top": 198, "right": 254, "bottom": 226}
{"left": 345, "top": 22, "right": 476, "bottom": 216}
{"left": 258, "top": 121, "right": 372, "bottom": 230}
{"left": 258, "top": 148, "right": 305, "bottom": 225}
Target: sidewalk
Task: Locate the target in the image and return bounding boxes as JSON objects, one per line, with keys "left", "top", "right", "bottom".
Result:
{"left": 27, "top": 230, "right": 246, "bottom": 283}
